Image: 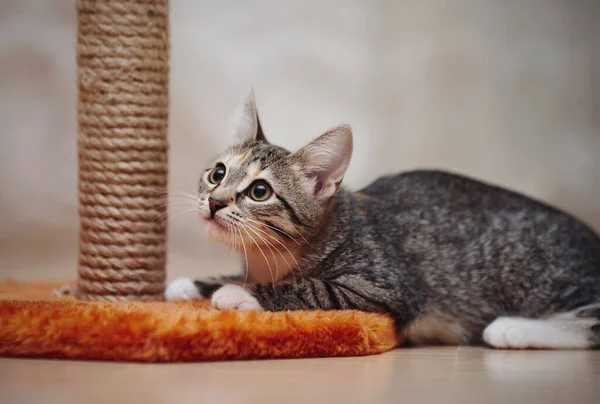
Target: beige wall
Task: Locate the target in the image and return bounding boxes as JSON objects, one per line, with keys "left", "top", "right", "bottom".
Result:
{"left": 0, "top": 0, "right": 598, "bottom": 281}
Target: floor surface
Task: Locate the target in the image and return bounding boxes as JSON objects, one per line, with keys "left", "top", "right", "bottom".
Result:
{"left": 1, "top": 347, "right": 599, "bottom": 404}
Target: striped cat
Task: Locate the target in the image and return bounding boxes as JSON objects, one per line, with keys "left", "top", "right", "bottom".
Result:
{"left": 166, "top": 90, "right": 600, "bottom": 349}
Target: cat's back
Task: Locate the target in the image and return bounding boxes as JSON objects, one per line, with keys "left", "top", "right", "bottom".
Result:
{"left": 356, "top": 169, "right": 600, "bottom": 255}
{"left": 355, "top": 170, "right": 600, "bottom": 328}
{"left": 359, "top": 169, "right": 562, "bottom": 214}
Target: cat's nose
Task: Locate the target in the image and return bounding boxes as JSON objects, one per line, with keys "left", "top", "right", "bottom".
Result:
{"left": 208, "top": 197, "right": 227, "bottom": 218}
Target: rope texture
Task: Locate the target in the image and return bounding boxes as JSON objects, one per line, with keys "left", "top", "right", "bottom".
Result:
{"left": 76, "top": 0, "right": 169, "bottom": 301}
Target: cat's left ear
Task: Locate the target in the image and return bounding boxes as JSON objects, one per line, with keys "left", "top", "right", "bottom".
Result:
{"left": 228, "top": 88, "right": 268, "bottom": 144}
{"left": 291, "top": 125, "right": 353, "bottom": 199}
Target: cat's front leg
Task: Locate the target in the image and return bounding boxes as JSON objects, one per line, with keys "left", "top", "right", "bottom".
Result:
{"left": 164, "top": 274, "right": 247, "bottom": 301}
{"left": 211, "top": 284, "right": 263, "bottom": 311}
{"left": 211, "top": 278, "right": 387, "bottom": 312}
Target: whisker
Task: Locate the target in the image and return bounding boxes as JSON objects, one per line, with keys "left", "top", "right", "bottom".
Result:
{"left": 152, "top": 206, "right": 198, "bottom": 225}
{"left": 225, "top": 220, "right": 232, "bottom": 254}
{"left": 239, "top": 223, "right": 275, "bottom": 289}
{"left": 236, "top": 227, "right": 250, "bottom": 288}
{"left": 169, "top": 191, "right": 200, "bottom": 200}
{"left": 243, "top": 222, "right": 281, "bottom": 281}
{"left": 243, "top": 220, "right": 303, "bottom": 283}
{"left": 244, "top": 218, "right": 302, "bottom": 246}
{"left": 156, "top": 202, "right": 198, "bottom": 211}
{"left": 248, "top": 217, "right": 316, "bottom": 253}
{"left": 228, "top": 220, "right": 239, "bottom": 261}
{"left": 153, "top": 191, "right": 199, "bottom": 206}
{"left": 153, "top": 197, "right": 200, "bottom": 211}
{"left": 231, "top": 222, "right": 240, "bottom": 259}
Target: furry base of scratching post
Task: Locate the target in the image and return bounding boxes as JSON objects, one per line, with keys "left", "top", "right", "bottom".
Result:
{"left": 0, "top": 281, "right": 401, "bottom": 362}
{"left": 0, "top": 0, "right": 403, "bottom": 362}
{"left": 76, "top": 0, "right": 169, "bottom": 301}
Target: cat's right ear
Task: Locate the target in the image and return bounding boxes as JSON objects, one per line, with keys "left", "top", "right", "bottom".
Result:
{"left": 227, "top": 88, "right": 268, "bottom": 144}
{"left": 291, "top": 125, "right": 353, "bottom": 199}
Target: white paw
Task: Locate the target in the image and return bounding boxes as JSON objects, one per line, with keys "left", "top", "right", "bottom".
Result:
{"left": 483, "top": 318, "right": 528, "bottom": 349}
{"left": 211, "top": 284, "right": 262, "bottom": 311}
{"left": 164, "top": 277, "right": 202, "bottom": 301}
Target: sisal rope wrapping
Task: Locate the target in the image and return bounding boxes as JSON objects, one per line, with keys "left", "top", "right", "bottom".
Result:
{"left": 76, "top": 0, "right": 169, "bottom": 301}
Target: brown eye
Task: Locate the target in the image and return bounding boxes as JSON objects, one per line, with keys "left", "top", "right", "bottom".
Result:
{"left": 248, "top": 181, "right": 272, "bottom": 202}
{"left": 208, "top": 164, "right": 226, "bottom": 184}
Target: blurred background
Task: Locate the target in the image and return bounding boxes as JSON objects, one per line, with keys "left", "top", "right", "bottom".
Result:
{"left": 0, "top": 0, "right": 598, "bottom": 281}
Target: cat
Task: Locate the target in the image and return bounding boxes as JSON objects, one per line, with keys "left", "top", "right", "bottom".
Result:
{"left": 166, "top": 89, "right": 600, "bottom": 349}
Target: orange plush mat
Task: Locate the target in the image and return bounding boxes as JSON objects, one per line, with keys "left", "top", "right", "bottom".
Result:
{"left": 0, "top": 280, "right": 401, "bottom": 362}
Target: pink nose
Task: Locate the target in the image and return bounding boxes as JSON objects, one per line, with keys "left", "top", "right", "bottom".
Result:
{"left": 208, "top": 198, "right": 226, "bottom": 218}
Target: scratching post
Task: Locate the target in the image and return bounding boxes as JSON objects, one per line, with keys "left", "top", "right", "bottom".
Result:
{"left": 76, "top": 0, "right": 169, "bottom": 301}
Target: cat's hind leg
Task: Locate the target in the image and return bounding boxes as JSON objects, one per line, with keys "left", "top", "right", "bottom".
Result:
{"left": 483, "top": 302, "right": 600, "bottom": 349}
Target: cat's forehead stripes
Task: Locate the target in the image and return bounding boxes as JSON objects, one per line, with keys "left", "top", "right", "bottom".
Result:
{"left": 226, "top": 149, "right": 251, "bottom": 167}
{"left": 246, "top": 160, "right": 262, "bottom": 178}
{"left": 218, "top": 143, "right": 291, "bottom": 188}
{"left": 236, "top": 161, "right": 263, "bottom": 193}
{"left": 223, "top": 164, "right": 248, "bottom": 185}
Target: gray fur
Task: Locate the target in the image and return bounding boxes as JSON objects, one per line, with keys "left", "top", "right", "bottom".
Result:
{"left": 190, "top": 99, "right": 600, "bottom": 347}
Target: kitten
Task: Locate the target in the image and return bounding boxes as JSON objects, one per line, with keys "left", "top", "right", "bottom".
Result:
{"left": 166, "top": 90, "right": 600, "bottom": 349}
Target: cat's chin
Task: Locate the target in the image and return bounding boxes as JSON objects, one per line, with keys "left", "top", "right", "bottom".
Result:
{"left": 203, "top": 218, "right": 229, "bottom": 243}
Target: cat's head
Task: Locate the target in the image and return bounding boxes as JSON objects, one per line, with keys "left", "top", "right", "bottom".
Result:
{"left": 197, "top": 89, "right": 353, "bottom": 250}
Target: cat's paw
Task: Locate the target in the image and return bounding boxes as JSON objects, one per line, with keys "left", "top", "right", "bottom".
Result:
{"left": 165, "top": 277, "right": 202, "bottom": 301}
{"left": 211, "top": 284, "right": 262, "bottom": 311}
{"left": 483, "top": 317, "right": 528, "bottom": 349}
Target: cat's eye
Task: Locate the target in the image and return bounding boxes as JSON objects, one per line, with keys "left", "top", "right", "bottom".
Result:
{"left": 248, "top": 180, "right": 272, "bottom": 202}
{"left": 208, "top": 164, "right": 226, "bottom": 185}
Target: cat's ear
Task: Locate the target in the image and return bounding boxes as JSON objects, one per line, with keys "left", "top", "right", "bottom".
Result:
{"left": 228, "top": 88, "right": 268, "bottom": 144}
{"left": 292, "top": 125, "right": 353, "bottom": 199}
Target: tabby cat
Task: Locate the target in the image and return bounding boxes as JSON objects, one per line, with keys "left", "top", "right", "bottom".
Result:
{"left": 166, "top": 90, "right": 600, "bottom": 349}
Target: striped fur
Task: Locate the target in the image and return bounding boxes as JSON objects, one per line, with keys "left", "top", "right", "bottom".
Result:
{"left": 168, "top": 91, "right": 600, "bottom": 348}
